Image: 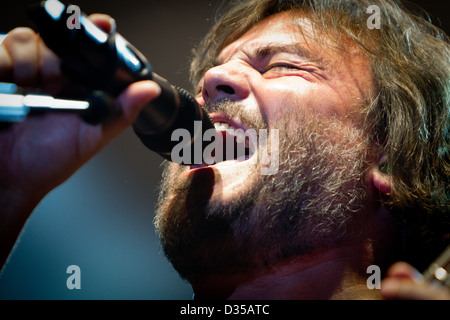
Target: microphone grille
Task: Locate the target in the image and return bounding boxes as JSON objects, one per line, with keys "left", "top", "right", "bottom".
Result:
{"left": 175, "top": 86, "right": 214, "bottom": 132}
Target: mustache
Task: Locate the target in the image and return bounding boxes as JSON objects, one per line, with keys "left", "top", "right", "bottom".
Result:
{"left": 204, "top": 99, "right": 268, "bottom": 131}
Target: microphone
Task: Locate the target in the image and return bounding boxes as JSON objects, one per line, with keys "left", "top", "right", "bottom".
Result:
{"left": 27, "top": 0, "right": 215, "bottom": 164}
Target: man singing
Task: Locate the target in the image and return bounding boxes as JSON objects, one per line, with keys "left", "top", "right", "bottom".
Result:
{"left": 0, "top": 0, "right": 448, "bottom": 299}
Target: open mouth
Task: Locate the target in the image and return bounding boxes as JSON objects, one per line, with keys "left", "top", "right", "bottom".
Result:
{"left": 190, "top": 114, "right": 258, "bottom": 170}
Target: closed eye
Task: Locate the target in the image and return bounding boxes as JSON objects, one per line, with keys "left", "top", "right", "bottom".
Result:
{"left": 261, "top": 63, "right": 320, "bottom": 81}
{"left": 263, "top": 63, "right": 300, "bottom": 73}
{"left": 261, "top": 63, "right": 301, "bottom": 74}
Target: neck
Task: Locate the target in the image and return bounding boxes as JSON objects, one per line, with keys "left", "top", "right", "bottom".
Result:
{"left": 191, "top": 244, "right": 383, "bottom": 300}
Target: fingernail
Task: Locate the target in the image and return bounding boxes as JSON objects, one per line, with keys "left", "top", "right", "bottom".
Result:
{"left": 109, "top": 18, "right": 116, "bottom": 34}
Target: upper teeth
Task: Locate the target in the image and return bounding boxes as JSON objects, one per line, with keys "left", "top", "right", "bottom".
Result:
{"left": 214, "top": 122, "right": 234, "bottom": 131}
{"left": 213, "top": 122, "right": 256, "bottom": 149}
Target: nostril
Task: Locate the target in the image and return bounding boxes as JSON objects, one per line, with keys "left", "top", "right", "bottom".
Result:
{"left": 216, "top": 85, "right": 235, "bottom": 95}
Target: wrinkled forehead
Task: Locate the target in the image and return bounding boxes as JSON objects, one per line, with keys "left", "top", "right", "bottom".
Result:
{"left": 218, "top": 12, "right": 310, "bottom": 61}
{"left": 219, "top": 11, "right": 366, "bottom": 68}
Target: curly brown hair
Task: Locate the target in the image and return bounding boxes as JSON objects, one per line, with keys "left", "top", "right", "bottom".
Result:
{"left": 189, "top": 0, "right": 449, "bottom": 271}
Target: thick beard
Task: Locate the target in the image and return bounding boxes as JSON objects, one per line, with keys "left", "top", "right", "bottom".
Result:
{"left": 154, "top": 111, "right": 372, "bottom": 281}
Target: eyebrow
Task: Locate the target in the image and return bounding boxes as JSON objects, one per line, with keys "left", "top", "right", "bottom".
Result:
{"left": 215, "top": 43, "right": 328, "bottom": 70}
{"left": 254, "top": 43, "right": 327, "bottom": 68}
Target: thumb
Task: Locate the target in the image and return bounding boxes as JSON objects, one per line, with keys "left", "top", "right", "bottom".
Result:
{"left": 90, "top": 80, "right": 161, "bottom": 151}
{"left": 116, "top": 80, "right": 162, "bottom": 124}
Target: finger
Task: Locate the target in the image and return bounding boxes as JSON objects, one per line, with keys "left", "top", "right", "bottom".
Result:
{"left": 74, "top": 80, "right": 161, "bottom": 163}
{"left": 385, "top": 262, "right": 423, "bottom": 282}
{"left": 2, "top": 27, "right": 39, "bottom": 87}
{"left": 381, "top": 278, "right": 450, "bottom": 300}
{"left": 88, "top": 13, "right": 116, "bottom": 34}
{"left": 0, "top": 43, "right": 12, "bottom": 82}
{"left": 37, "top": 36, "right": 65, "bottom": 94}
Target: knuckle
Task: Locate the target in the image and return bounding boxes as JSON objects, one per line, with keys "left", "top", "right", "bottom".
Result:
{"left": 5, "top": 27, "right": 37, "bottom": 44}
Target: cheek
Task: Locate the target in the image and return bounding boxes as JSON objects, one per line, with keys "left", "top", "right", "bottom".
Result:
{"left": 255, "top": 79, "right": 321, "bottom": 129}
{"left": 262, "top": 81, "right": 357, "bottom": 131}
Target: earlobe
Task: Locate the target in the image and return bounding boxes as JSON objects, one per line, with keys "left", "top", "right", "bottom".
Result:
{"left": 372, "top": 168, "right": 392, "bottom": 195}
{"left": 371, "top": 156, "right": 392, "bottom": 195}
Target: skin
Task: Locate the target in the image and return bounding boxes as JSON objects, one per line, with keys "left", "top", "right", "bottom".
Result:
{"left": 0, "top": 11, "right": 448, "bottom": 300}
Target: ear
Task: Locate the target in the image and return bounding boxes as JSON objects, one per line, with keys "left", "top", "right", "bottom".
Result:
{"left": 369, "top": 154, "right": 392, "bottom": 195}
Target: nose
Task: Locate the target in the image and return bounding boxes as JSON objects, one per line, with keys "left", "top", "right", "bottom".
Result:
{"left": 201, "top": 61, "right": 251, "bottom": 103}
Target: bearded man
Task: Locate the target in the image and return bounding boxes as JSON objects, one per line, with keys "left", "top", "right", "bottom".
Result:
{"left": 0, "top": 0, "right": 449, "bottom": 299}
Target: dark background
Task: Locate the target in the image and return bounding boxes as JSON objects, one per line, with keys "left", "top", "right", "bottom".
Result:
{"left": 0, "top": 0, "right": 447, "bottom": 299}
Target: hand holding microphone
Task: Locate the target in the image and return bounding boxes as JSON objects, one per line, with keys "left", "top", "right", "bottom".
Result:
{"left": 6, "top": 0, "right": 215, "bottom": 164}
{"left": 0, "top": 9, "right": 167, "bottom": 267}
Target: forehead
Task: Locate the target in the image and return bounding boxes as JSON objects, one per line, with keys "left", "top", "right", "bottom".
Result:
{"left": 219, "top": 11, "right": 321, "bottom": 63}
